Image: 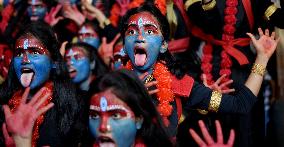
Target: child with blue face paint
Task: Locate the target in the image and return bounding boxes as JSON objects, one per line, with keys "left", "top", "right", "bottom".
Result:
{"left": 27, "top": 0, "right": 48, "bottom": 21}
{"left": 78, "top": 22, "right": 101, "bottom": 50}
{"left": 0, "top": 22, "right": 83, "bottom": 146}
{"left": 120, "top": 3, "right": 279, "bottom": 141}
{"left": 64, "top": 42, "right": 108, "bottom": 91}
{"left": 87, "top": 69, "right": 173, "bottom": 147}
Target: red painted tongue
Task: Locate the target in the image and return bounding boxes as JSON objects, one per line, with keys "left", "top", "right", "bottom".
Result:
{"left": 20, "top": 72, "right": 34, "bottom": 87}
{"left": 134, "top": 54, "right": 146, "bottom": 66}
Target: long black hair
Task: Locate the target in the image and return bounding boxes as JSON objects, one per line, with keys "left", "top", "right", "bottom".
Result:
{"left": 87, "top": 69, "right": 173, "bottom": 147}
{"left": 120, "top": 3, "right": 187, "bottom": 79}
{"left": 0, "top": 21, "right": 81, "bottom": 138}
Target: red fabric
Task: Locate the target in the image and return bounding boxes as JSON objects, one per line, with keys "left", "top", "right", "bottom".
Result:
{"left": 0, "top": 44, "right": 12, "bottom": 78}
{"left": 173, "top": 0, "right": 192, "bottom": 33}
{"left": 0, "top": 4, "right": 14, "bottom": 33}
{"left": 191, "top": 26, "right": 250, "bottom": 65}
{"left": 242, "top": 0, "right": 254, "bottom": 31}
{"left": 168, "top": 37, "right": 190, "bottom": 53}
{"left": 175, "top": 96, "right": 182, "bottom": 121}
{"left": 171, "top": 75, "right": 194, "bottom": 97}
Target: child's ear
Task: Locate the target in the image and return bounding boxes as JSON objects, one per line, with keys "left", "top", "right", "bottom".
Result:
{"left": 160, "top": 41, "right": 168, "bottom": 53}
{"left": 135, "top": 116, "right": 144, "bottom": 130}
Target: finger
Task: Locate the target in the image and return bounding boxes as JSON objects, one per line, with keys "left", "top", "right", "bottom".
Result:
{"left": 222, "top": 89, "right": 235, "bottom": 94}
{"left": 198, "top": 120, "right": 214, "bottom": 144}
{"left": 215, "top": 120, "right": 223, "bottom": 143}
{"left": 271, "top": 32, "right": 275, "bottom": 40}
{"left": 60, "top": 41, "right": 68, "bottom": 56}
{"left": 54, "top": 4, "right": 63, "bottom": 15}
{"left": 202, "top": 74, "right": 208, "bottom": 87}
{"left": 3, "top": 105, "right": 12, "bottom": 118}
{"left": 2, "top": 123, "right": 11, "bottom": 139}
{"left": 149, "top": 89, "right": 159, "bottom": 95}
{"left": 145, "top": 81, "right": 158, "bottom": 88}
{"left": 258, "top": 28, "right": 264, "bottom": 37}
{"left": 215, "top": 74, "right": 226, "bottom": 85}
{"left": 110, "top": 34, "right": 121, "bottom": 45}
{"left": 219, "top": 79, "right": 233, "bottom": 88}
{"left": 21, "top": 87, "right": 30, "bottom": 104}
{"left": 55, "top": 16, "right": 64, "bottom": 24}
{"left": 28, "top": 87, "right": 47, "bottom": 106}
{"left": 189, "top": 128, "right": 207, "bottom": 147}
{"left": 227, "top": 129, "right": 235, "bottom": 146}
{"left": 102, "top": 37, "right": 107, "bottom": 44}
{"left": 36, "top": 103, "right": 54, "bottom": 118}
{"left": 139, "top": 72, "right": 148, "bottom": 80}
{"left": 246, "top": 33, "right": 257, "bottom": 44}
{"left": 34, "top": 92, "right": 52, "bottom": 110}
{"left": 265, "top": 29, "right": 269, "bottom": 36}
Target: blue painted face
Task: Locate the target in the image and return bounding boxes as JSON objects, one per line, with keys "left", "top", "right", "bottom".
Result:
{"left": 78, "top": 26, "right": 100, "bottom": 50}
{"left": 14, "top": 36, "right": 52, "bottom": 89}
{"left": 65, "top": 47, "right": 90, "bottom": 83}
{"left": 89, "top": 90, "right": 142, "bottom": 147}
{"left": 124, "top": 12, "right": 165, "bottom": 73}
{"left": 27, "top": 0, "right": 47, "bottom": 21}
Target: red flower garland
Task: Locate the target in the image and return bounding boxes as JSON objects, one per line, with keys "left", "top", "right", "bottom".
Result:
{"left": 8, "top": 82, "right": 53, "bottom": 147}
{"left": 125, "top": 61, "right": 174, "bottom": 126}
{"left": 201, "top": 0, "right": 238, "bottom": 88}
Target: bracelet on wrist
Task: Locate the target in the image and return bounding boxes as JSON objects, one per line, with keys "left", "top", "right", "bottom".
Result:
{"left": 202, "top": 0, "right": 216, "bottom": 11}
{"left": 251, "top": 63, "right": 266, "bottom": 76}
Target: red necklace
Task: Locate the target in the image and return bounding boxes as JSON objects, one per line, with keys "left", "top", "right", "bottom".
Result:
{"left": 8, "top": 82, "right": 53, "bottom": 147}
{"left": 201, "top": 0, "right": 238, "bottom": 88}
{"left": 125, "top": 61, "right": 174, "bottom": 126}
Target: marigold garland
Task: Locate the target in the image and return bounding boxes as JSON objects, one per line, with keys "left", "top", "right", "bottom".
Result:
{"left": 8, "top": 82, "right": 53, "bottom": 147}
{"left": 125, "top": 61, "right": 174, "bottom": 126}
{"left": 201, "top": 0, "right": 237, "bottom": 88}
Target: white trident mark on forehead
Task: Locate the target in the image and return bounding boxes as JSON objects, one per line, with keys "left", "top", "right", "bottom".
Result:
{"left": 67, "top": 49, "right": 74, "bottom": 56}
{"left": 138, "top": 18, "right": 143, "bottom": 28}
{"left": 100, "top": 96, "right": 108, "bottom": 112}
{"left": 24, "top": 39, "right": 29, "bottom": 49}
{"left": 80, "top": 26, "right": 88, "bottom": 34}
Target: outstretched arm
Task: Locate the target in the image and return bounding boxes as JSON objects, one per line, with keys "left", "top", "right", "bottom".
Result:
{"left": 245, "top": 28, "right": 279, "bottom": 96}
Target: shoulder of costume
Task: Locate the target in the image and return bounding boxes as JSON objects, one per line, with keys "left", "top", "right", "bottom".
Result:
{"left": 171, "top": 74, "right": 194, "bottom": 98}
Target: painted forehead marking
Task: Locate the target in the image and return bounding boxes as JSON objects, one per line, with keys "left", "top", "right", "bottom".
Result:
{"left": 79, "top": 26, "right": 88, "bottom": 34}
{"left": 32, "top": 0, "right": 36, "bottom": 4}
{"left": 24, "top": 39, "right": 29, "bottom": 49}
{"left": 89, "top": 104, "right": 132, "bottom": 118}
{"left": 66, "top": 48, "right": 75, "bottom": 56}
{"left": 129, "top": 17, "right": 158, "bottom": 29}
{"left": 100, "top": 96, "right": 107, "bottom": 112}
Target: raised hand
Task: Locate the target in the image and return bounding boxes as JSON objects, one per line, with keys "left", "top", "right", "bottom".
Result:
{"left": 98, "top": 34, "right": 121, "bottom": 66}
{"left": 44, "top": 4, "right": 63, "bottom": 26}
{"left": 247, "top": 28, "right": 280, "bottom": 61}
{"left": 189, "top": 120, "right": 235, "bottom": 147}
{"left": 2, "top": 123, "right": 15, "bottom": 147}
{"left": 63, "top": 4, "right": 85, "bottom": 26}
{"left": 202, "top": 74, "right": 235, "bottom": 94}
{"left": 116, "top": 0, "right": 130, "bottom": 16}
{"left": 81, "top": 0, "right": 107, "bottom": 28}
{"left": 139, "top": 72, "right": 159, "bottom": 95}
{"left": 3, "top": 87, "right": 54, "bottom": 141}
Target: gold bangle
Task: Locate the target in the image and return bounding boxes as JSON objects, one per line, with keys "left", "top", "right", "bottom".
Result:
{"left": 208, "top": 90, "right": 222, "bottom": 112}
{"left": 197, "top": 109, "right": 208, "bottom": 115}
{"left": 251, "top": 63, "right": 266, "bottom": 76}
{"left": 185, "top": 0, "right": 202, "bottom": 11}
{"left": 202, "top": 0, "right": 216, "bottom": 11}
{"left": 264, "top": 4, "right": 278, "bottom": 21}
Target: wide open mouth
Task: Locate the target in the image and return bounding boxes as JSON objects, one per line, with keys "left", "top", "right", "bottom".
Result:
{"left": 20, "top": 67, "right": 35, "bottom": 87}
{"left": 97, "top": 136, "right": 116, "bottom": 147}
{"left": 68, "top": 67, "right": 77, "bottom": 78}
{"left": 134, "top": 47, "right": 147, "bottom": 66}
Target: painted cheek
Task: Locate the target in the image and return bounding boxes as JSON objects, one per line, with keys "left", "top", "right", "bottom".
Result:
{"left": 72, "top": 59, "right": 90, "bottom": 83}
{"left": 110, "top": 118, "right": 137, "bottom": 147}
{"left": 124, "top": 36, "right": 136, "bottom": 62}
{"left": 89, "top": 118, "right": 100, "bottom": 138}
{"left": 13, "top": 57, "right": 23, "bottom": 82}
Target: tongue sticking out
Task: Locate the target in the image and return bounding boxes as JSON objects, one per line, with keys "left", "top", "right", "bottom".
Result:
{"left": 20, "top": 72, "right": 34, "bottom": 87}
{"left": 99, "top": 142, "right": 116, "bottom": 147}
{"left": 135, "top": 54, "right": 147, "bottom": 66}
